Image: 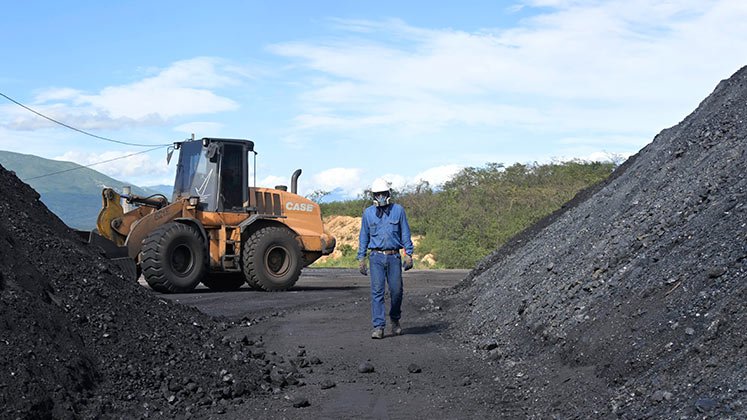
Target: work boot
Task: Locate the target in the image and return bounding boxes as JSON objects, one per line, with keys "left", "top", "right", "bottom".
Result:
{"left": 391, "top": 321, "right": 402, "bottom": 336}
{"left": 371, "top": 328, "right": 384, "bottom": 339}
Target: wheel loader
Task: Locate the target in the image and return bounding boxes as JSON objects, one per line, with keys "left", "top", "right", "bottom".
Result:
{"left": 83, "top": 137, "right": 336, "bottom": 293}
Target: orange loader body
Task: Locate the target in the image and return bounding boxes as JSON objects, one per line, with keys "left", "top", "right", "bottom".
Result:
{"left": 88, "top": 138, "right": 335, "bottom": 293}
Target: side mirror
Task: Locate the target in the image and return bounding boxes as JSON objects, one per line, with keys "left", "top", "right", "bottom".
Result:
{"left": 207, "top": 143, "right": 219, "bottom": 162}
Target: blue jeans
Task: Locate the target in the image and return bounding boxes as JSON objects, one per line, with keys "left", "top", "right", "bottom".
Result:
{"left": 369, "top": 252, "right": 403, "bottom": 329}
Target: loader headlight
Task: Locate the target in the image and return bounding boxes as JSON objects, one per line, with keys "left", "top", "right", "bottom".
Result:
{"left": 188, "top": 196, "right": 200, "bottom": 206}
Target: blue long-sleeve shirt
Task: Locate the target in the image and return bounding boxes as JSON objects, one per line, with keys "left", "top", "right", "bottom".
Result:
{"left": 357, "top": 203, "right": 414, "bottom": 260}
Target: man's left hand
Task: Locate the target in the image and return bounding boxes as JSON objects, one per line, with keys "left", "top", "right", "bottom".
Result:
{"left": 402, "top": 254, "right": 413, "bottom": 271}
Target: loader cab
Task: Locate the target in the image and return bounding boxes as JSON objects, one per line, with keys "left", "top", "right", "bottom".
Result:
{"left": 172, "top": 138, "right": 255, "bottom": 212}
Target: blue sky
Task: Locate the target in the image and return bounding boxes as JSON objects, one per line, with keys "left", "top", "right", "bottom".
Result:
{"left": 1, "top": 0, "right": 746, "bottom": 199}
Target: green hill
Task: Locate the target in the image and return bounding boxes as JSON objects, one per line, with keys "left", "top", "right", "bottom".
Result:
{"left": 319, "top": 160, "right": 618, "bottom": 268}
{"left": 0, "top": 150, "right": 163, "bottom": 229}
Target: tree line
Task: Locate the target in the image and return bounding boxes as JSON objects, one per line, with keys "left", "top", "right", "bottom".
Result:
{"left": 318, "top": 160, "right": 617, "bottom": 268}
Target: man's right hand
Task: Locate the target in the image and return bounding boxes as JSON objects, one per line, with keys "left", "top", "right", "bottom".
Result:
{"left": 402, "top": 254, "right": 413, "bottom": 271}
{"left": 358, "top": 259, "right": 368, "bottom": 276}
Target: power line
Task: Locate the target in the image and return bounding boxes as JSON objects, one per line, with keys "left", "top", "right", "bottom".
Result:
{"left": 0, "top": 91, "right": 170, "bottom": 147}
{"left": 23, "top": 146, "right": 167, "bottom": 181}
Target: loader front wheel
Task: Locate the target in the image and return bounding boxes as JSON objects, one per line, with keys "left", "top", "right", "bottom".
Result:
{"left": 142, "top": 222, "right": 206, "bottom": 293}
{"left": 242, "top": 227, "right": 302, "bottom": 291}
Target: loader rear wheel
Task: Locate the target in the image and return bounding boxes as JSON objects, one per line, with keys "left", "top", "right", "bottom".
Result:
{"left": 141, "top": 222, "right": 206, "bottom": 293}
{"left": 201, "top": 274, "right": 245, "bottom": 292}
{"left": 242, "top": 227, "right": 302, "bottom": 292}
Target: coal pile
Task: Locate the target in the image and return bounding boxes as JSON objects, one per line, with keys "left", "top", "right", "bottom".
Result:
{"left": 0, "top": 166, "right": 307, "bottom": 418}
{"left": 446, "top": 66, "right": 747, "bottom": 418}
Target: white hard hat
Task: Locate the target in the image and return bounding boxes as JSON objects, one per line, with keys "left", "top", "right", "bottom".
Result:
{"left": 371, "top": 178, "right": 390, "bottom": 193}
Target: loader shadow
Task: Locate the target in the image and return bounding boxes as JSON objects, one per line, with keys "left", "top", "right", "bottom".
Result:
{"left": 186, "top": 285, "right": 364, "bottom": 294}
{"left": 179, "top": 285, "right": 368, "bottom": 296}
{"left": 290, "top": 285, "right": 366, "bottom": 292}
{"left": 402, "top": 322, "right": 449, "bottom": 336}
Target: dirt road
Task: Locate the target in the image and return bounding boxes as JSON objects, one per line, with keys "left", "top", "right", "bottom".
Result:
{"left": 155, "top": 268, "right": 509, "bottom": 419}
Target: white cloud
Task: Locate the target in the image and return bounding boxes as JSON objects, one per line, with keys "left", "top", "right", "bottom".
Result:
{"left": 310, "top": 167, "right": 365, "bottom": 197}
{"left": 375, "top": 173, "right": 408, "bottom": 192}
{"left": 3, "top": 57, "right": 247, "bottom": 131}
{"left": 286, "top": 167, "right": 452, "bottom": 199}
{"left": 81, "top": 57, "right": 242, "bottom": 121}
{"left": 581, "top": 150, "right": 633, "bottom": 163}
{"left": 270, "top": 2, "right": 747, "bottom": 144}
{"left": 54, "top": 150, "right": 172, "bottom": 186}
{"left": 412, "top": 164, "right": 464, "bottom": 187}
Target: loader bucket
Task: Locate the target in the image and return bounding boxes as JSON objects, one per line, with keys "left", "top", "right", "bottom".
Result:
{"left": 76, "top": 229, "right": 139, "bottom": 282}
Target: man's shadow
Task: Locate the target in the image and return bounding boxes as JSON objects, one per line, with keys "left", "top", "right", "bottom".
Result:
{"left": 402, "top": 322, "right": 448, "bottom": 335}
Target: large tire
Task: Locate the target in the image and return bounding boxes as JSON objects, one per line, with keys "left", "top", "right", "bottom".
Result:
{"left": 243, "top": 274, "right": 262, "bottom": 291}
{"left": 201, "top": 274, "right": 245, "bottom": 292}
{"left": 242, "top": 227, "right": 302, "bottom": 291}
{"left": 141, "top": 222, "right": 206, "bottom": 293}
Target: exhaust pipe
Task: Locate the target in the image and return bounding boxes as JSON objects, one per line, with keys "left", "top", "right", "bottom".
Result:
{"left": 291, "top": 169, "right": 302, "bottom": 194}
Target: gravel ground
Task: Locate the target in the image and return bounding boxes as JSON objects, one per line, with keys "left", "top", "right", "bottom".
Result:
{"left": 441, "top": 66, "right": 747, "bottom": 418}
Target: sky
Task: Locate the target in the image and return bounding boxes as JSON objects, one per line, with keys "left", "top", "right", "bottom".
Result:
{"left": 1, "top": 0, "right": 746, "bottom": 199}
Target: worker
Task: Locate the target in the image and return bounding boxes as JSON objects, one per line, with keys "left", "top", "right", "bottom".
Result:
{"left": 357, "top": 179, "right": 414, "bottom": 339}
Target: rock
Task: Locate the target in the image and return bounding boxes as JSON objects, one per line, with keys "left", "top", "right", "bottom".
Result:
{"left": 252, "top": 348, "right": 266, "bottom": 359}
{"left": 270, "top": 368, "right": 287, "bottom": 387}
{"left": 320, "top": 379, "right": 336, "bottom": 389}
{"left": 407, "top": 363, "right": 422, "bottom": 373}
{"left": 651, "top": 390, "right": 672, "bottom": 402}
{"left": 358, "top": 362, "right": 375, "bottom": 373}
{"left": 291, "top": 395, "right": 310, "bottom": 408}
{"left": 487, "top": 348, "right": 503, "bottom": 360}
{"left": 285, "top": 373, "right": 300, "bottom": 386}
{"left": 707, "top": 266, "right": 727, "bottom": 278}
{"left": 309, "top": 356, "right": 322, "bottom": 365}
{"left": 232, "top": 381, "right": 247, "bottom": 397}
{"left": 476, "top": 340, "right": 498, "bottom": 351}
{"left": 461, "top": 376, "right": 471, "bottom": 386}
{"left": 167, "top": 379, "right": 183, "bottom": 392}
{"left": 685, "top": 327, "right": 695, "bottom": 336}
{"left": 695, "top": 397, "right": 717, "bottom": 413}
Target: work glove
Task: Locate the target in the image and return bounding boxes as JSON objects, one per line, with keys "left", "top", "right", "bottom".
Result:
{"left": 402, "top": 254, "right": 413, "bottom": 271}
{"left": 358, "top": 259, "right": 368, "bottom": 276}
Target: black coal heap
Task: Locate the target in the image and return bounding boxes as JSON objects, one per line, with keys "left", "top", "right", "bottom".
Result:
{"left": 0, "top": 166, "right": 266, "bottom": 418}
{"left": 449, "top": 66, "right": 747, "bottom": 418}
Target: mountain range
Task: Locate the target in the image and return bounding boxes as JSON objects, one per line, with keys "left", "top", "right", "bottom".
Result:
{"left": 0, "top": 150, "right": 165, "bottom": 229}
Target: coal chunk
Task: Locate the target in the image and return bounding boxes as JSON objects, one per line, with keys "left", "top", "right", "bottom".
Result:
{"left": 358, "top": 362, "right": 375, "bottom": 373}
{"left": 320, "top": 379, "right": 336, "bottom": 389}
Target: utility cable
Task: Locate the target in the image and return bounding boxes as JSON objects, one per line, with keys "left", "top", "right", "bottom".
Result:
{"left": 0, "top": 91, "right": 170, "bottom": 147}
{"left": 22, "top": 145, "right": 167, "bottom": 181}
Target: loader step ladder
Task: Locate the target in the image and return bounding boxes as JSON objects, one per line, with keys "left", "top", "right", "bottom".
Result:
{"left": 220, "top": 227, "right": 242, "bottom": 272}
